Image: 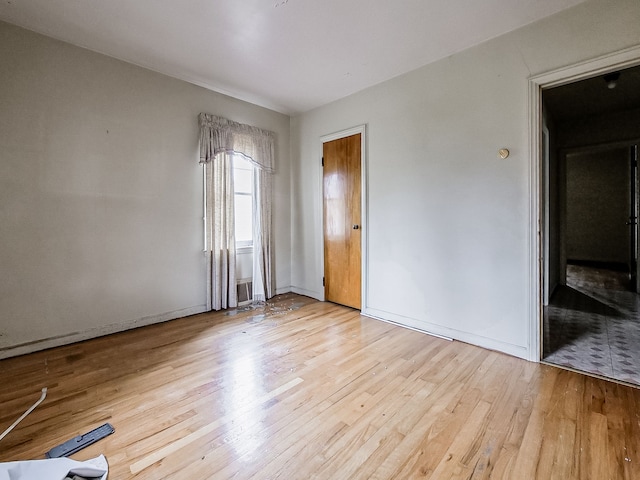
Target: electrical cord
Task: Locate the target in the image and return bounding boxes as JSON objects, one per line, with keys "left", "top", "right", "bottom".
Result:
{"left": 0, "top": 387, "right": 47, "bottom": 443}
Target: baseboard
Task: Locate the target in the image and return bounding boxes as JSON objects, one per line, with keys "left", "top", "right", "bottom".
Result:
{"left": 362, "top": 307, "right": 530, "bottom": 360}
{"left": 275, "top": 286, "right": 293, "bottom": 295}
{"left": 290, "top": 286, "right": 323, "bottom": 301}
{"left": 566, "top": 259, "right": 629, "bottom": 272}
{"left": 0, "top": 305, "right": 208, "bottom": 360}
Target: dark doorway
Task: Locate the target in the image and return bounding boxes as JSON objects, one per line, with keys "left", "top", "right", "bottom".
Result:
{"left": 542, "top": 64, "right": 640, "bottom": 385}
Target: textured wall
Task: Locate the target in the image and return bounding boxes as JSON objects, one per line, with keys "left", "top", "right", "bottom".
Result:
{"left": 0, "top": 21, "right": 291, "bottom": 357}
{"left": 566, "top": 148, "right": 630, "bottom": 265}
{"left": 290, "top": 0, "right": 640, "bottom": 359}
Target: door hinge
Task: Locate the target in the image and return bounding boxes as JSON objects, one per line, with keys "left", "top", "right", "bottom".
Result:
{"left": 321, "top": 157, "right": 324, "bottom": 167}
{"left": 322, "top": 276, "right": 325, "bottom": 287}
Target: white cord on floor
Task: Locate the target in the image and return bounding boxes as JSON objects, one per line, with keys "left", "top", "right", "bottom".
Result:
{"left": 0, "top": 387, "right": 47, "bottom": 443}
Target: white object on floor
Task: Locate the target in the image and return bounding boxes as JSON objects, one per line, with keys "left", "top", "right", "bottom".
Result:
{"left": 0, "top": 454, "right": 108, "bottom": 480}
{"left": 0, "top": 388, "right": 47, "bottom": 443}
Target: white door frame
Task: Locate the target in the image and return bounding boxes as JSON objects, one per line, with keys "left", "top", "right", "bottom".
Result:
{"left": 319, "top": 125, "right": 368, "bottom": 310}
{"left": 528, "top": 45, "right": 640, "bottom": 362}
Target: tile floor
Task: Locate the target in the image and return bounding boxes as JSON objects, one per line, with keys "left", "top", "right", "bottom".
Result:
{"left": 543, "top": 264, "right": 640, "bottom": 386}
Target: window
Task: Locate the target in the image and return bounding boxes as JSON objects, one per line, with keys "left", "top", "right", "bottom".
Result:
{"left": 199, "top": 112, "right": 275, "bottom": 307}
{"left": 233, "top": 155, "right": 253, "bottom": 247}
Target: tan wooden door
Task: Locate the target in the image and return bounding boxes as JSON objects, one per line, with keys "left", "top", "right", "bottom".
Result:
{"left": 323, "top": 133, "right": 361, "bottom": 309}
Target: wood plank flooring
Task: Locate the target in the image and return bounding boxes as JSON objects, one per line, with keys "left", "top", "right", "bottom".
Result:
{"left": 1, "top": 293, "right": 639, "bottom": 479}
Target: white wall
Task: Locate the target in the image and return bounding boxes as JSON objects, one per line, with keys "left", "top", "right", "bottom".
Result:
{"left": 290, "top": 0, "right": 640, "bottom": 359}
{"left": 0, "top": 21, "right": 291, "bottom": 358}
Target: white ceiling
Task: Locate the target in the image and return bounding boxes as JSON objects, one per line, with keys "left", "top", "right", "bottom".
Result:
{"left": 0, "top": 0, "right": 589, "bottom": 115}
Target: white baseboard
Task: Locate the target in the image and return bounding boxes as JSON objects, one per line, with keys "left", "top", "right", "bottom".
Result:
{"left": 0, "top": 305, "right": 208, "bottom": 360}
{"left": 275, "top": 286, "right": 292, "bottom": 295}
{"left": 290, "top": 286, "right": 322, "bottom": 300}
{"left": 362, "top": 307, "right": 530, "bottom": 360}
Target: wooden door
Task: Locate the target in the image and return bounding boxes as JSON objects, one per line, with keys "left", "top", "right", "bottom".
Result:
{"left": 323, "top": 133, "right": 361, "bottom": 309}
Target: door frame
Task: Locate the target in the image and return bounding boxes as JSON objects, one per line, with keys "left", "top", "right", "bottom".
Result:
{"left": 631, "top": 145, "right": 640, "bottom": 293}
{"left": 320, "top": 125, "right": 368, "bottom": 310}
{"left": 528, "top": 45, "right": 640, "bottom": 362}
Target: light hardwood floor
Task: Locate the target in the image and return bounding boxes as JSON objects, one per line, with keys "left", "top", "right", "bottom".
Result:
{"left": 1, "top": 293, "right": 639, "bottom": 479}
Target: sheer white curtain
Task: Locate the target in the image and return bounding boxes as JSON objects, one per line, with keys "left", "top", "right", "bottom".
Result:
{"left": 199, "top": 113, "right": 275, "bottom": 309}
{"left": 252, "top": 167, "right": 273, "bottom": 302}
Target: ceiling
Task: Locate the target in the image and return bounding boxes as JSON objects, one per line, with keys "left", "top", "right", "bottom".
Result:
{"left": 544, "top": 64, "right": 640, "bottom": 122}
{"left": 0, "top": 0, "right": 589, "bottom": 115}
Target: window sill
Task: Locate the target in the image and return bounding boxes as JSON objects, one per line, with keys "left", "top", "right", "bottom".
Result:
{"left": 236, "top": 245, "right": 254, "bottom": 254}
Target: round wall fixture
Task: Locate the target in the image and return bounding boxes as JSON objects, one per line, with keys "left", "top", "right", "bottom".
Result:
{"left": 498, "top": 148, "right": 510, "bottom": 159}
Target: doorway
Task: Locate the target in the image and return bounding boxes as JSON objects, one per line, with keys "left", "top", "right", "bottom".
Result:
{"left": 322, "top": 129, "right": 365, "bottom": 310}
{"left": 537, "top": 61, "right": 640, "bottom": 385}
{"left": 563, "top": 146, "right": 636, "bottom": 286}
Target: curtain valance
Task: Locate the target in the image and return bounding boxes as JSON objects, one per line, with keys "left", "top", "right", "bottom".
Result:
{"left": 199, "top": 113, "right": 275, "bottom": 174}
